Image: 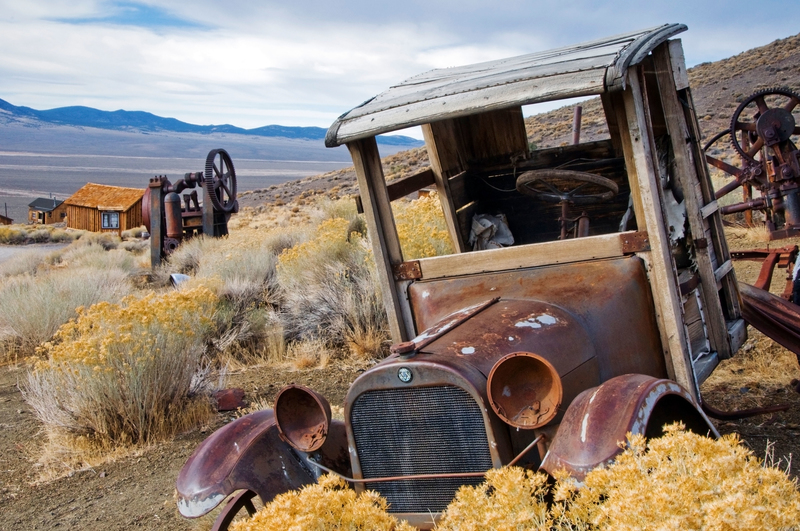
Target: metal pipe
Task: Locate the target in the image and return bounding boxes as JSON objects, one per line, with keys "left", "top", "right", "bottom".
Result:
{"left": 307, "top": 435, "right": 544, "bottom": 484}
{"left": 572, "top": 105, "right": 582, "bottom": 145}
{"left": 720, "top": 197, "right": 767, "bottom": 214}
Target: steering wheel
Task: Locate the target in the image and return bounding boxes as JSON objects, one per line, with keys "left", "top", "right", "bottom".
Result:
{"left": 516, "top": 169, "right": 618, "bottom": 205}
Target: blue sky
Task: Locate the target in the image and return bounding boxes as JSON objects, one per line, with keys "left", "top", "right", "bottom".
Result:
{"left": 0, "top": 0, "right": 797, "bottom": 133}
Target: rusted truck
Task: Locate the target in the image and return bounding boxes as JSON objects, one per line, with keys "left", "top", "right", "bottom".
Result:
{"left": 177, "top": 24, "right": 759, "bottom": 530}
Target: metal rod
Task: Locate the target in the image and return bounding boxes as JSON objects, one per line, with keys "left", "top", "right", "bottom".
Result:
{"left": 308, "top": 435, "right": 545, "bottom": 484}
{"left": 572, "top": 105, "right": 582, "bottom": 145}
{"left": 508, "top": 434, "right": 546, "bottom": 467}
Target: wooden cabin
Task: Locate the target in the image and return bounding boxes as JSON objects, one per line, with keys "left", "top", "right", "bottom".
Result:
{"left": 64, "top": 183, "right": 144, "bottom": 234}
{"left": 28, "top": 198, "right": 67, "bottom": 225}
{"left": 0, "top": 214, "right": 12, "bottom": 226}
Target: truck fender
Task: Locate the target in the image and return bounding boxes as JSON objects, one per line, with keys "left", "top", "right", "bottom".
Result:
{"left": 540, "top": 374, "right": 718, "bottom": 480}
{"left": 176, "top": 409, "right": 349, "bottom": 518}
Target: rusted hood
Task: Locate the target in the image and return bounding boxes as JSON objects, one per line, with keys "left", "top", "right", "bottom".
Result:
{"left": 415, "top": 298, "right": 597, "bottom": 379}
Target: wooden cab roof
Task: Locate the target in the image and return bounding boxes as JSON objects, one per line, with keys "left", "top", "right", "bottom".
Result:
{"left": 325, "top": 23, "right": 686, "bottom": 147}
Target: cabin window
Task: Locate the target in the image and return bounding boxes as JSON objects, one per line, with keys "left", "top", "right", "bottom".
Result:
{"left": 102, "top": 211, "right": 120, "bottom": 229}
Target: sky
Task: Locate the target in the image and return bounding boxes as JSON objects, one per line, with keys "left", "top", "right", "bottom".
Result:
{"left": 0, "top": 0, "right": 798, "bottom": 136}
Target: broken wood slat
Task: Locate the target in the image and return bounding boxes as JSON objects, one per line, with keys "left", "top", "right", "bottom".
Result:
{"left": 651, "top": 41, "right": 734, "bottom": 360}
{"left": 700, "top": 201, "right": 719, "bottom": 219}
{"left": 714, "top": 260, "right": 734, "bottom": 284}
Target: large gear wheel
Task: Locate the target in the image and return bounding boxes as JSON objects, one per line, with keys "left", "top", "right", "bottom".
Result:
{"left": 204, "top": 148, "right": 238, "bottom": 213}
{"left": 730, "top": 87, "right": 800, "bottom": 164}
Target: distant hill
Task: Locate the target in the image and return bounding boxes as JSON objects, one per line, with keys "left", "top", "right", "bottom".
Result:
{"left": 0, "top": 98, "right": 422, "bottom": 148}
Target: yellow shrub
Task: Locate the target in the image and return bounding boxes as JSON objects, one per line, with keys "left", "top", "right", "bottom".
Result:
{"left": 393, "top": 193, "right": 454, "bottom": 259}
{"left": 37, "top": 286, "right": 217, "bottom": 368}
{"left": 25, "top": 286, "right": 220, "bottom": 446}
{"left": 436, "top": 467, "right": 551, "bottom": 531}
{"left": 231, "top": 474, "right": 416, "bottom": 531}
{"left": 552, "top": 424, "right": 800, "bottom": 531}
{"left": 436, "top": 424, "right": 800, "bottom": 530}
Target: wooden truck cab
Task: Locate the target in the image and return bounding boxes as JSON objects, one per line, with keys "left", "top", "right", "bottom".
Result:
{"left": 325, "top": 24, "right": 745, "bottom": 401}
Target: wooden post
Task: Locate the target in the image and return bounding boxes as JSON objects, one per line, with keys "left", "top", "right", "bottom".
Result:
{"left": 149, "top": 179, "right": 164, "bottom": 268}
{"left": 620, "top": 67, "right": 697, "bottom": 399}
{"left": 422, "top": 122, "right": 468, "bottom": 253}
{"left": 347, "top": 137, "right": 410, "bottom": 343}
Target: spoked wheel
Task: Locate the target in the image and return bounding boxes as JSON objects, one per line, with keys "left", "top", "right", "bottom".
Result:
{"left": 205, "top": 148, "right": 238, "bottom": 213}
{"left": 730, "top": 87, "right": 800, "bottom": 164}
{"left": 516, "top": 169, "right": 619, "bottom": 204}
{"left": 211, "top": 490, "right": 258, "bottom": 531}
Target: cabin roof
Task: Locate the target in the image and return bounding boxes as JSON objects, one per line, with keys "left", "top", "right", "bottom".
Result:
{"left": 326, "top": 23, "right": 686, "bottom": 147}
{"left": 64, "top": 183, "right": 144, "bottom": 211}
{"left": 28, "top": 198, "right": 65, "bottom": 212}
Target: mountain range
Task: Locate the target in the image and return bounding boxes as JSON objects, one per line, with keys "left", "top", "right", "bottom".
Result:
{"left": 0, "top": 98, "right": 421, "bottom": 147}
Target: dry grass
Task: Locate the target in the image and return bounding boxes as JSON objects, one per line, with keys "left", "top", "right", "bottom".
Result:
{"left": 0, "top": 268, "right": 132, "bottom": 360}
{"left": 702, "top": 328, "right": 800, "bottom": 410}
{"left": 0, "top": 224, "right": 82, "bottom": 245}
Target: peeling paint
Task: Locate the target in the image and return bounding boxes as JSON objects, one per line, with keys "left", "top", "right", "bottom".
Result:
{"left": 515, "top": 313, "right": 558, "bottom": 329}
{"left": 537, "top": 314, "right": 557, "bottom": 325}
{"left": 515, "top": 320, "right": 542, "bottom": 329}
{"left": 177, "top": 492, "right": 225, "bottom": 518}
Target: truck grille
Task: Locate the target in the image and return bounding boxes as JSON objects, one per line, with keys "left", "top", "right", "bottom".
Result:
{"left": 350, "top": 385, "right": 493, "bottom": 513}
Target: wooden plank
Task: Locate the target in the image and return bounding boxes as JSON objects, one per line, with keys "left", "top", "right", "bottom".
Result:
{"left": 335, "top": 69, "right": 607, "bottom": 144}
{"left": 714, "top": 260, "right": 733, "bottom": 283}
{"left": 601, "top": 93, "right": 624, "bottom": 156}
{"left": 386, "top": 168, "right": 436, "bottom": 201}
{"left": 651, "top": 42, "right": 737, "bottom": 359}
{"left": 347, "top": 138, "right": 409, "bottom": 342}
{"left": 668, "top": 39, "right": 689, "bottom": 90}
{"left": 678, "top": 82, "right": 741, "bottom": 322}
{"left": 621, "top": 67, "right": 696, "bottom": 400}
{"left": 612, "top": 91, "right": 646, "bottom": 228}
{"left": 455, "top": 201, "right": 480, "bottom": 248}
{"left": 417, "top": 231, "right": 628, "bottom": 280}
{"left": 456, "top": 107, "right": 529, "bottom": 165}
{"left": 727, "top": 319, "right": 747, "bottom": 354}
{"left": 356, "top": 55, "right": 615, "bottom": 115}
{"left": 700, "top": 201, "right": 719, "bottom": 219}
{"left": 422, "top": 122, "right": 468, "bottom": 252}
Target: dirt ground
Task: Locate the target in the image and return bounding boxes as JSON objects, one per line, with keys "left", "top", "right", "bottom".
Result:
{"left": 0, "top": 363, "right": 365, "bottom": 530}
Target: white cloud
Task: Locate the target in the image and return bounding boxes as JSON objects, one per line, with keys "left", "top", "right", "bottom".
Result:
{"left": 0, "top": 0, "right": 797, "bottom": 130}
